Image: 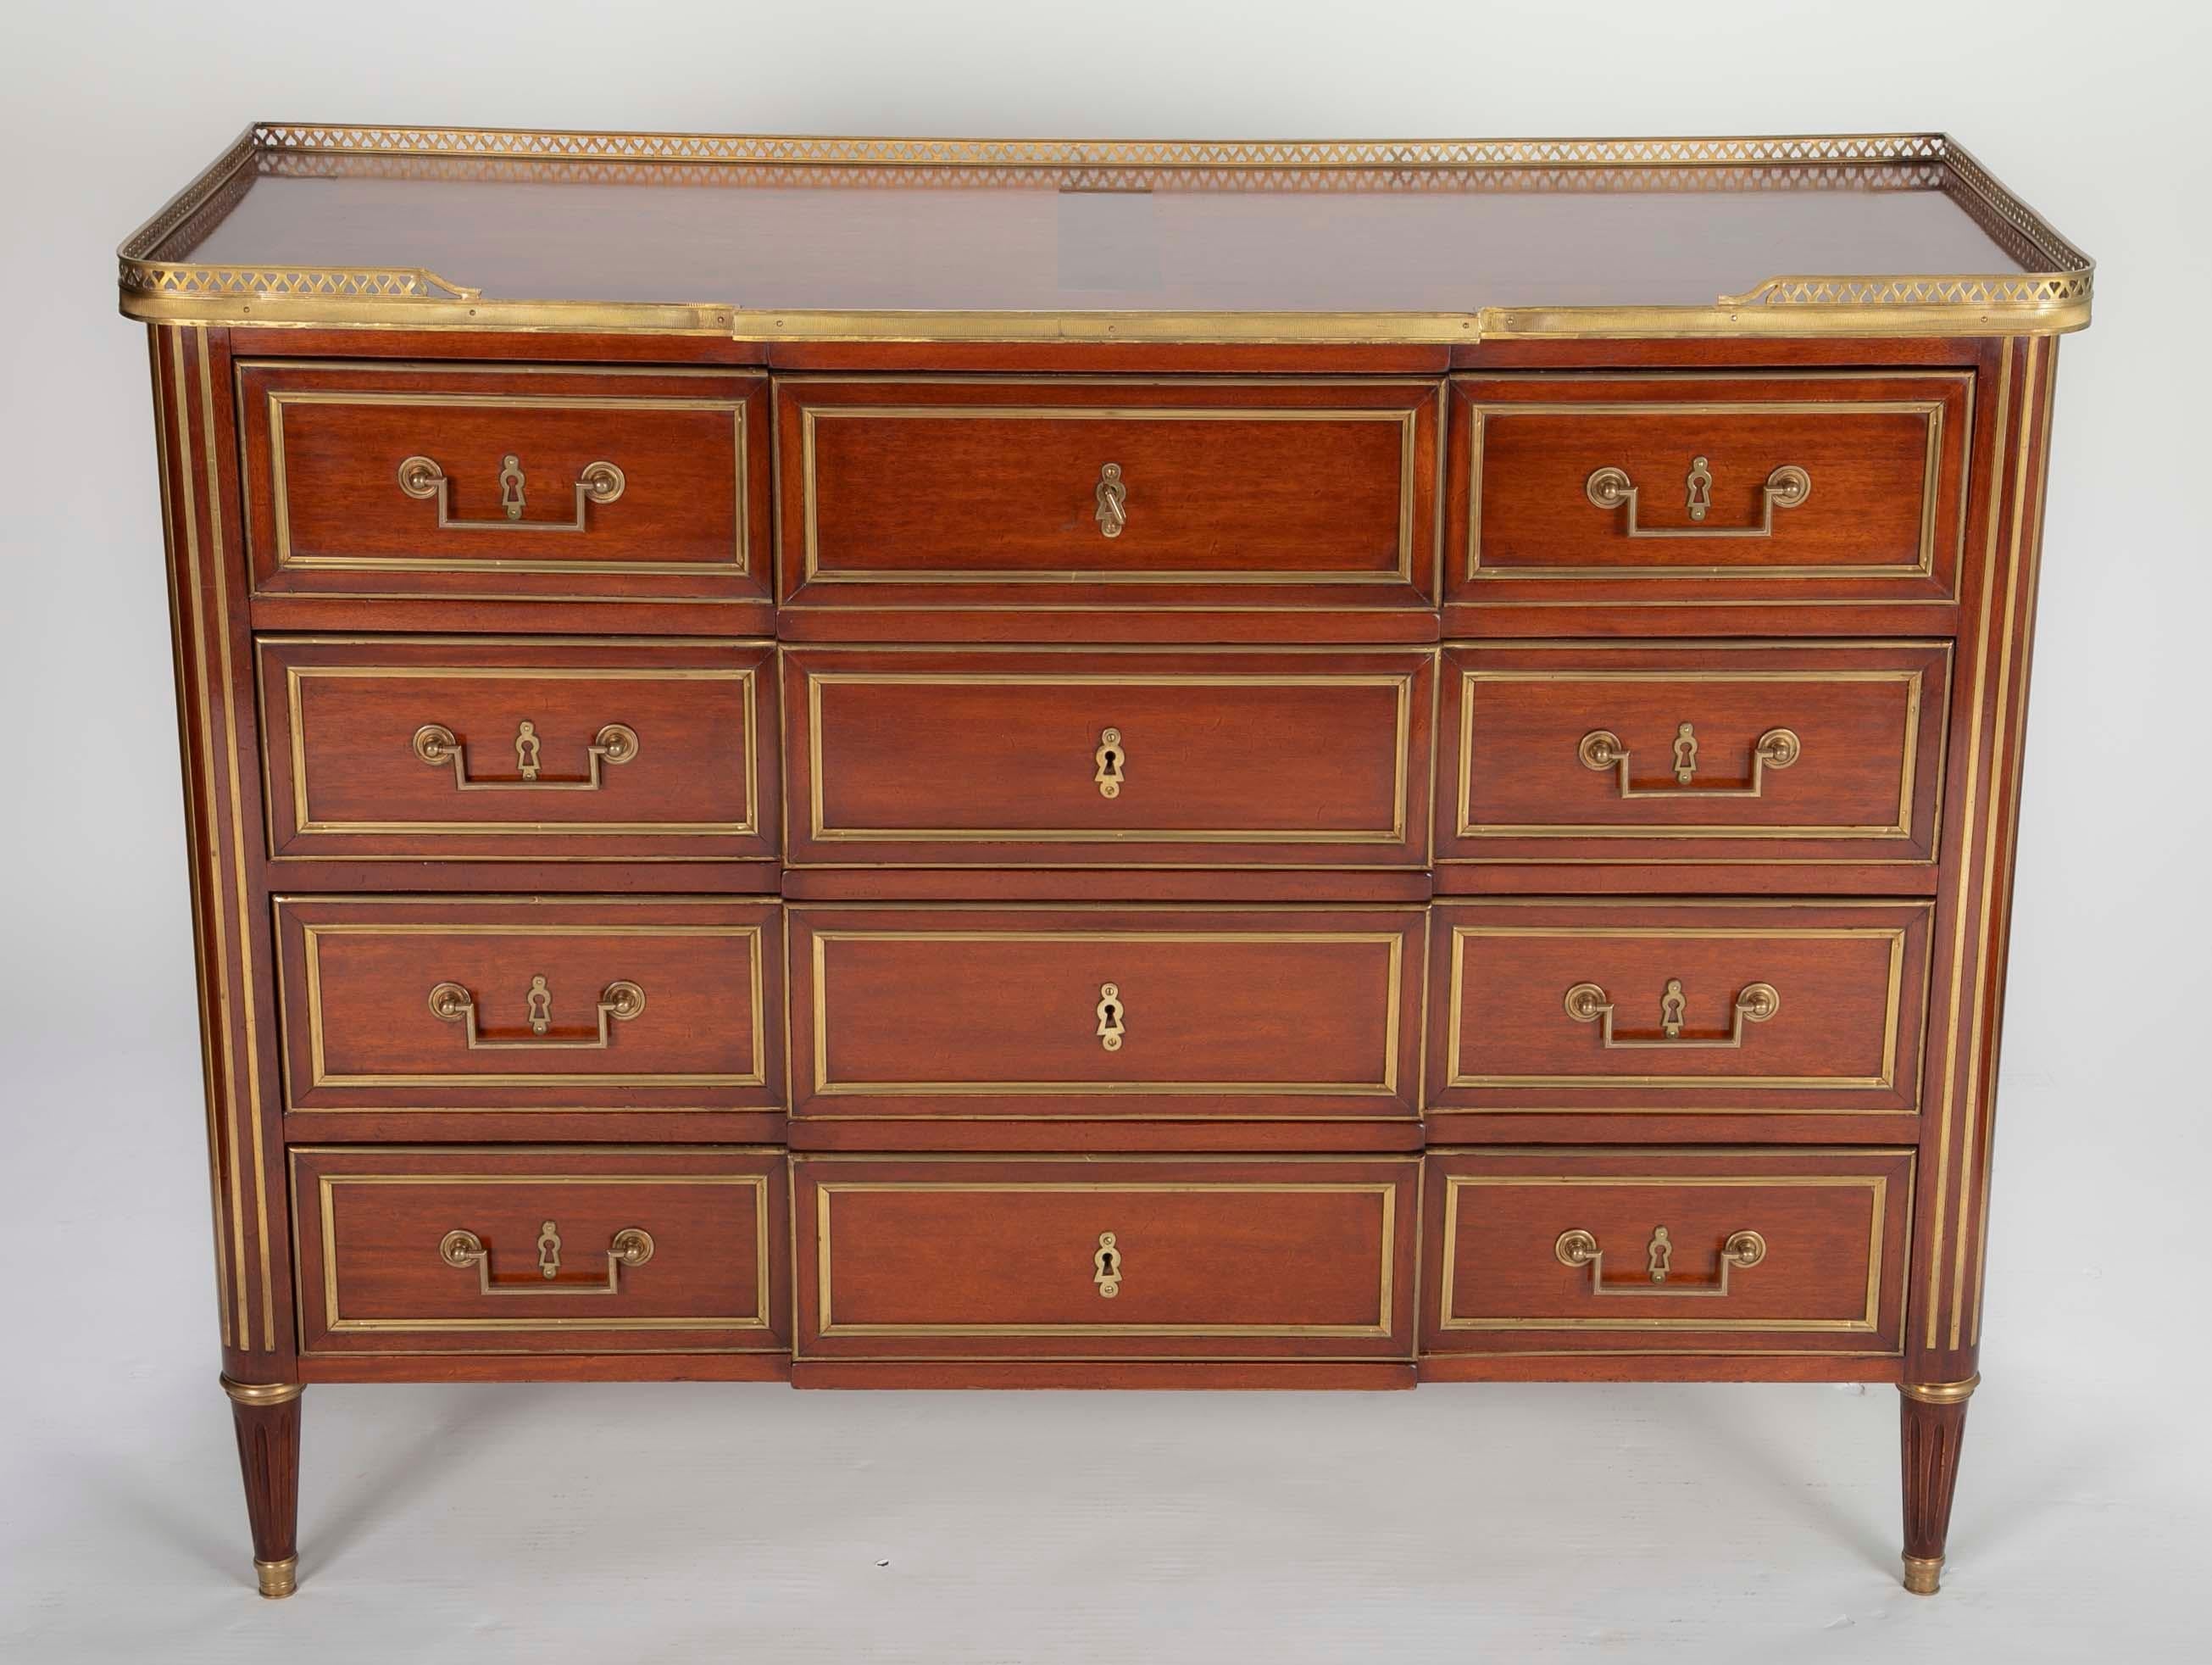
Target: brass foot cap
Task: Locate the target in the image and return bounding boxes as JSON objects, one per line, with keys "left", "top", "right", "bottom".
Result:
{"left": 254, "top": 1556, "right": 298, "bottom": 1599}
{"left": 1901, "top": 1554, "right": 1943, "bottom": 1595}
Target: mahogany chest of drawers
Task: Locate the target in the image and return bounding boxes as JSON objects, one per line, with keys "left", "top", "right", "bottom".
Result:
{"left": 116, "top": 125, "right": 2092, "bottom": 1601}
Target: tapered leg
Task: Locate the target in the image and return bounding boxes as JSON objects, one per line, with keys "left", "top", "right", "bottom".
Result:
{"left": 1898, "top": 1374, "right": 1978, "bottom": 1595}
{"left": 221, "top": 1375, "right": 304, "bottom": 1598}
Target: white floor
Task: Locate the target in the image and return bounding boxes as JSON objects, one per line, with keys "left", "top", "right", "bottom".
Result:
{"left": 3, "top": 1049, "right": 2204, "bottom": 1663}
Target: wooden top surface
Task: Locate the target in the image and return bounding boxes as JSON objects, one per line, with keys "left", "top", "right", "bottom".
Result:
{"left": 119, "top": 129, "right": 2093, "bottom": 339}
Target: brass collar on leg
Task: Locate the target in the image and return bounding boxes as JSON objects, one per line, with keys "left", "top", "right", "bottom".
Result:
{"left": 1901, "top": 1554, "right": 1944, "bottom": 1595}
{"left": 254, "top": 1556, "right": 299, "bottom": 1600}
{"left": 220, "top": 1373, "right": 304, "bottom": 1408}
{"left": 1899, "top": 1373, "right": 1981, "bottom": 1406}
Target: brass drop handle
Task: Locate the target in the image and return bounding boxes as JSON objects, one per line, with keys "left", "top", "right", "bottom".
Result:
{"left": 414, "top": 721, "right": 640, "bottom": 789}
{"left": 1555, "top": 1226, "right": 1767, "bottom": 1297}
{"left": 1094, "top": 727, "right": 1125, "bottom": 798}
{"left": 1094, "top": 461, "right": 1128, "bottom": 538}
{"left": 1564, "top": 979, "right": 1779, "bottom": 1049}
{"left": 1578, "top": 725, "right": 1799, "bottom": 796}
{"left": 1093, "top": 1231, "right": 1124, "bottom": 1298}
{"left": 398, "top": 453, "right": 626, "bottom": 532}
{"left": 428, "top": 976, "right": 647, "bottom": 1050}
{"left": 1096, "top": 983, "right": 1126, "bottom": 1051}
{"left": 1586, "top": 459, "right": 1810, "bottom": 538}
{"left": 437, "top": 1221, "right": 655, "bottom": 1295}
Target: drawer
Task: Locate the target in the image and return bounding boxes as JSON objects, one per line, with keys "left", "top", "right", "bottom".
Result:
{"left": 257, "top": 638, "right": 777, "bottom": 865}
{"left": 292, "top": 1146, "right": 788, "bottom": 1356}
{"left": 795, "top": 1156, "right": 1419, "bottom": 1361}
{"left": 1426, "top": 900, "right": 1931, "bottom": 1119}
{"left": 1444, "top": 372, "right": 1971, "bottom": 609}
{"left": 1421, "top": 1148, "right": 1911, "bottom": 1356}
{"left": 776, "top": 378, "right": 1442, "bottom": 611}
{"left": 275, "top": 898, "right": 783, "bottom": 1118}
{"left": 237, "top": 362, "right": 772, "bottom": 608}
{"left": 1437, "top": 641, "right": 1951, "bottom": 866}
{"left": 783, "top": 647, "right": 1433, "bottom": 867}
{"left": 787, "top": 906, "right": 1426, "bottom": 1122}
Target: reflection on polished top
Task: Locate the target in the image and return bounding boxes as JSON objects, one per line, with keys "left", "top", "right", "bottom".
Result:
{"left": 117, "top": 125, "right": 2093, "bottom": 339}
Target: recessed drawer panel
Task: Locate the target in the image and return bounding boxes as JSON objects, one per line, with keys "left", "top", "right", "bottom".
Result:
{"left": 1438, "top": 641, "right": 1951, "bottom": 866}
{"left": 788, "top": 906, "right": 1426, "bottom": 1122}
{"left": 258, "top": 638, "right": 777, "bottom": 865}
{"left": 796, "top": 1156, "right": 1419, "bottom": 1361}
{"left": 1445, "top": 373, "right": 1971, "bottom": 609}
{"left": 275, "top": 898, "right": 783, "bottom": 1117}
{"left": 238, "top": 362, "right": 771, "bottom": 607}
{"left": 1427, "top": 900, "right": 1931, "bottom": 1119}
{"left": 777, "top": 378, "right": 1441, "bottom": 611}
{"left": 783, "top": 647, "right": 1433, "bottom": 868}
{"left": 1421, "top": 1148, "right": 1912, "bottom": 1356}
{"left": 292, "top": 1146, "right": 788, "bottom": 1357}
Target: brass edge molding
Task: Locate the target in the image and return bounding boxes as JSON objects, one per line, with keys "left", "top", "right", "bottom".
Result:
{"left": 220, "top": 1373, "right": 303, "bottom": 1406}
{"left": 1898, "top": 1372, "right": 1980, "bottom": 1404}
{"left": 812, "top": 1179, "right": 1401, "bottom": 1339}
{"left": 115, "top": 128, "right": 2093, "bottom": 337}
{"left": 796, "top": 401, "right": 1422, "bottom": 588}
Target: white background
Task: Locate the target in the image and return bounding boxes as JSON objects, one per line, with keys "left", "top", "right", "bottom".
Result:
{"left": 3, "top": 1, "right": 2206, "bottom": 1659}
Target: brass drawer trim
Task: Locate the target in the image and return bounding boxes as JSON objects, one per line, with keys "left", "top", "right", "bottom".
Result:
{"left": 290, "top": 922, "right": 768, "bottom": 1097}
{"left": 278, "top": 661, "right": 760, "bottom": 840}
{"left": 1436, "top": 1172, "right": 1892, "bottom": 1334}
{"left": 308, "top": 1171, "right": 773, "bottom": 1341}
{"left": 1461, "top": 376, "right": 1970, "bottom": 585}
{"left": 798, "top": 400, "right": 1422, "bottom": 587}
{"left": 805, "top": 671, "right": 1413, "bottom": 845}
{"left": 1455, "top": 666, "right": 1930, "bottom": 841}
{"left": 264, "top": 388, "right": 751, "bottom": 576}
{"left": 809, "top": 928, "right": 1404, "bottom": 1098}
{"left": 814, "top": 1181, "right": 1398, "bottom": 1338}
{"left": 1446, "top": 925, "right": 1907, "bottom": 1091}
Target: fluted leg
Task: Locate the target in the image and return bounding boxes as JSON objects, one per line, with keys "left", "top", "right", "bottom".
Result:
{"left": 221, "top": 1375, "right": 303, "bottom": 1598}
{"left": 1898, "top": 1374, "right": 1978, "bottom": 1595}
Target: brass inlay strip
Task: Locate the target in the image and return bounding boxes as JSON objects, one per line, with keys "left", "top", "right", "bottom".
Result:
{"left": 1464, "top": 398, "right": 1948, "bottom": 583}
{"left": 1456, "top": 667, "right": 1924, "bottom": 841}
{"left": 294, "top": 922, "right": 766, "bottom": 1094}
{"left": 815, "top": 1181, "right": 1398, "bottom": 1338}
{"left": 809, "top": 928, "right": 1403, "bottom": 1098}
{"left": 798, "top": 404, "right": 1420, "bottom": 587}
{"left": 805, "top": 671, "right": 1412, "bottom": 845}
{"left": 280, "top": 662, "right": 759, "bottom": 838}
{"left": 1436, "top": 1172, "right": 1890, "bottom": 1334}
{"left": 316, "top": 1172, "right": 771, "bottom": 1337}
{"left": 1445, "top": 925, "right": 1908, "bottom": 1090}
{"left": 1926, "top": 340, "right": 2019, "bottom": 1350}
{"left": 267, "top": 391, "right": 748, "bottom": 576}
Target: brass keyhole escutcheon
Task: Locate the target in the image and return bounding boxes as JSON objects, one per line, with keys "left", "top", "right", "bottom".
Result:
{"left": 498, "top": 454, "right": 526, "bottom": 520}
{"left": 1094, "top": 461, "right": 1128, "bottom": 538}
{"left": 1097, "top": 982, "right": 1125, "bottom": 1051}
{"left": 1095, "top": 727, "right": 1125, "bottom": 799}
{"left": 1094, "top": 1231, "right": 1124, "bottom": 1298}
{"left": 1686, "top": 455, "right": 1713, "bottom": 522}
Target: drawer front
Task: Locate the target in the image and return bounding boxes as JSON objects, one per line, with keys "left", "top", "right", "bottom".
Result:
{"left": 275, "top": 899, "right": 783, "bottom": 1116}
{"left": 788, "top": 906, "right": 1425, "bottom": 1122}
{"left": 258, "top": 638, "right": 777, "bottom": 864}
{"left": 1427, "top": 900, "right": 1931, "bottom": 1118}
{"left": 1421, "top": 1149, "right": 1911, "bottom": 1356}
{"left": 292, "top": 1146, "right": 788, "bottom": 1356}
{"left": 796, "top": 1157, "right": 1419, "bottom": 1361}
{"left": 1438, "top": 641, "right": 1951, "bottom": 866}
{"left": 1446, "top": 373, "right": 1970, "bottom": 607}
{"left": 784, "top": 647, "right": 1433, "bottom": 867}
{"left": 239, "top": 362, "right": 771, "bottom": 605}
{"left": 777, "top": 378, "right": 1441, "bottom": 610}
